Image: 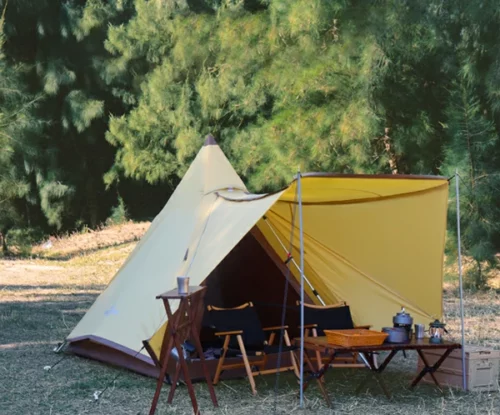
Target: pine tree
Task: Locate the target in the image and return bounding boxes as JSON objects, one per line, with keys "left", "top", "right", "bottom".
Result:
{"left": 0, "top": 6, "right": 40, "bottom": 252}
{"left": 0, "top": 0, "right": 132, "bottom": 230}
{"left": 0, "top": 0, "right": 499, "bottom": 278}
{"left": 442, "top": 83, "right": 500, "bottom": 289}
{"left": 104, "top": 0, "right": 391, "bottom": 192}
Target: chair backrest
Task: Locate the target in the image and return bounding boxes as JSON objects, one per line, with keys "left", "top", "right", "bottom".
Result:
{"left": 206, "top": 303, "right": 266, "bottom": 348}
{"left": 299, "top": 302, "right": 355, "bottom": 336}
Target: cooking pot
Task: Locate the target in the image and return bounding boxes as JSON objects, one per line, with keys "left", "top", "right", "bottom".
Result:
{"left": 382, "top": 327, "right": 409, "bottom": 343}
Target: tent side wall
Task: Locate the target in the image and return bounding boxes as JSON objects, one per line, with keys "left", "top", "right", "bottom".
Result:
{"left": 66, "top": 141, "right": 280, "bottom": 363}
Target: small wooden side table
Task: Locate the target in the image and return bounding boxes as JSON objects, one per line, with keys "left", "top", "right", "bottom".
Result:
{"left": 149, "top": 286, "right": 218, "bottom": 415}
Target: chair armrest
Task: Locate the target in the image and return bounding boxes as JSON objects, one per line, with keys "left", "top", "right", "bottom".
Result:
{"left": 297, "top": 301, "right": 347, "bottom": 309}
{"left": 214, "top": 330, "right": 244, "bottom": 336}
{"left": 298, "top": 324, "right": 318, "bottom": 329}
{"left": 262, "top": 325, "right": 289, "bottom": 331}
{"left": 354, "top": 325, "right": 371, "bottom": 329}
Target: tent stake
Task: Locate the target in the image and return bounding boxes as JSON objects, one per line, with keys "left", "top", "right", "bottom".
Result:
{"left": 53, "top": 341, "right": 67, "bottom": 354}
{"left": 297, "top": 171, "right": 305, "bottom": 408}
{"left": 262, "top": 217, "right": 325, "bottom": 305}
{"left": 455, "top": 170, "right": 467, "bottom": 390}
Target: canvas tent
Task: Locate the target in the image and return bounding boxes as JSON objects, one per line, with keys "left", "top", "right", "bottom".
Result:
{"left": 66, "top": 135, "right": 449, "bottom": 377}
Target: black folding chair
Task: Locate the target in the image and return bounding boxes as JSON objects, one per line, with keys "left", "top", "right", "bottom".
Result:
{"left": 206, "top": 302, "right": 299, "bottom": 395}
{"left": 298, "top": 301, "right": 371, "bottom": 369}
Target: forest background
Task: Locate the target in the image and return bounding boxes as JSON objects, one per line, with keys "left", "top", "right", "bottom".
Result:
{"left": 1, "top": 0, "right": 499, "bottom": 289}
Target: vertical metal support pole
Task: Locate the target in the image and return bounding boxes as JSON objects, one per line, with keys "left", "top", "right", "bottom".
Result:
{"left": 297, "top": 172, "right": 305, "bottom": 407}
{"left": 455, "top": 170, "right": 467, "bottom": 390}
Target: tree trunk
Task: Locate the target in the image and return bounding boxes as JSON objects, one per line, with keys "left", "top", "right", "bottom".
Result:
{"left": 86, "top": 179, "right": 98, "bottom": 228}
{"left": 1, "top": 231, "right": 8, "bottom": 254}
{"left": 382, "top": 127, "right": 399, "bottom": 174}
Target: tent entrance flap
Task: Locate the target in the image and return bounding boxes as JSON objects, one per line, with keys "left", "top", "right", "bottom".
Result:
{"left": 203, "top": 229, "right": 303, "bottom": 340}
{"left": 145, "top": 228, "right": 303, "bottom": 362}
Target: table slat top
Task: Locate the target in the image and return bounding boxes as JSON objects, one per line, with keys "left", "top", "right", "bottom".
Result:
{"left": 295, "top": 336, "right": 461, "bottom": 353}
{"left": 156, "top": 285, "right": 206, "bottom": 299}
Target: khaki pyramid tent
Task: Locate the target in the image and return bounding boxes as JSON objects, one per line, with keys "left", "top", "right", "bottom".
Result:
{"left": 66, "top": 135, "right": 449, "bottom": 377}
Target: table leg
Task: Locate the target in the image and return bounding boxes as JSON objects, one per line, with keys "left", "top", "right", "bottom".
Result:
{"left": 149, "top": 337, "right": 174, "bottom": 415}
{"left": 354, "top": 352, "right": 375, "bottom": 395}
{"left": 167, "top": 362, "right": 182, "bottom": 404}
{"left": 377, "top": 350, "right": 398, "bottom": 372}
{"left": 411, "top": 348, "right": 453, "bottom": 392}
{"left": 173, "top": 333, "right": 199, "bottom": 414}
{"left": 354, "top": 353, "right": 373, "bottom": 395}
{"left": 355, "top": 351, "right": 396, "bottom": 400}
{"left": 369, "top": 353, "right": 392, "bottom": 400}
{"left": 297, "top": 349, "right": 333, "bottom": 407}
{"left": 190, "top": 300, "right": 218, "bottom": 407}
{"left": 161, "top": 298, "right": 200, "bottom": 415}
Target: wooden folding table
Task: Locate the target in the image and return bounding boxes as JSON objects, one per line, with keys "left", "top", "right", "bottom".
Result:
{"left": 294, "top": 336, "right": 461, "bottom": 407}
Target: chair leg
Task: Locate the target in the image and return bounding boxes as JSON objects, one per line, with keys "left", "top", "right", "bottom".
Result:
{"left": 261, "top": 332, "right": 276, "bottom": 370}
{"left": 213, "top": 335, "right": 230, "bottom": 385}
{"left": 237, "top": 334, "right": 257, "bottom": 396}
{"left": 284, "top": 330, "right": 300, "bottom": 378}
{"left": 312, "top": 328, "right": 323, "bottom": 372}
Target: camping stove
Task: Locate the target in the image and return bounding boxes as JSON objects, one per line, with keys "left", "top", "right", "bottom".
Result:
{"left": 392, "top": 307, "right": 413, "bottom": 341}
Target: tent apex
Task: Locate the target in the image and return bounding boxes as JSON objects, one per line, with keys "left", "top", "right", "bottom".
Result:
{"left": 204, "top": 134, "right": 217, "bottom": 146}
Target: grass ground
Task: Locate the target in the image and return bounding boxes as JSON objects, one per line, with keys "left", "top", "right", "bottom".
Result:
{"left": 1, "top": 222, "right": 499, "bottom": 414}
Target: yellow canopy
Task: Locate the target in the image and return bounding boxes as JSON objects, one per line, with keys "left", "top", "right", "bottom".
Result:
{"left": 67, "top": 137, "right": 448, "bottom": 371}
{"left": 259, "top": 175, "right": 448, "bottom": 329}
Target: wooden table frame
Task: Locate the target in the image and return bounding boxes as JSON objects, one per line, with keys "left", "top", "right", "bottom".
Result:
{"left": 294, "top": 337, "right": 461, "bottom": 407}
{"left": 148, "top": 286, "right": 218, "bottom": 415}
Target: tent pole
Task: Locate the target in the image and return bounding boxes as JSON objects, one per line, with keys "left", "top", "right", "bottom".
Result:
{"left": 262, "top": 216, "right": 326, "bottom": 305}
{"left": 297, "top": 171, "right": 305, "bottom": 408}
{"left": 455, "top": 170, "right": 467, "bottom": 390}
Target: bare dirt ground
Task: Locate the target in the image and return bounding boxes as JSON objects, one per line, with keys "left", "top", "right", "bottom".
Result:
{"left": 0, "top": 222, "right": 499, "bottom": 414}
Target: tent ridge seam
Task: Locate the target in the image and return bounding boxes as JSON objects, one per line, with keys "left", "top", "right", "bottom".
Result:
{"left": 280, "top": 182, "right": 448, "bottom": 206}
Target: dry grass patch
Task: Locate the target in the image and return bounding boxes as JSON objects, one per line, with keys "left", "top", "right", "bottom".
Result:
{"left": 31, "top": 221, "right": 150, "bottom": 260}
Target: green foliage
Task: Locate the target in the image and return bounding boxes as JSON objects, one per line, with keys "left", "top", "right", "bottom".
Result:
{"left": 5, "top": 227, "right": 44, "bottom": 257}
{"left": 1, "top": 0, "right": 500, "bottom": 281}
{"left": 0, "top": 6, "right": 40, "bottom": 247}
{"left": 0, "top": 0, "right": 134, "bottom": 232}
{"left": 100, "top": 0, "right": 500, "bottom": 283}
{"left": 106, "top": 195, "right": 129, "bottom": 226}
{"left": 103, "top": 1, "right": 389, "bottom": 192}
{"left": 442, "top": 82, "right": 500, "bottom": 288}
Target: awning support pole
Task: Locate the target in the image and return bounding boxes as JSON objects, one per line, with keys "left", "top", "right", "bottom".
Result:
{"left": 262, "top": 216, "right": 326, "bottom": 305}
{"left": 455, "top": 170, "right": 467, "bottom": 390}
{"left": 298, "top": 171, "right": 305, "bottom": 408}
